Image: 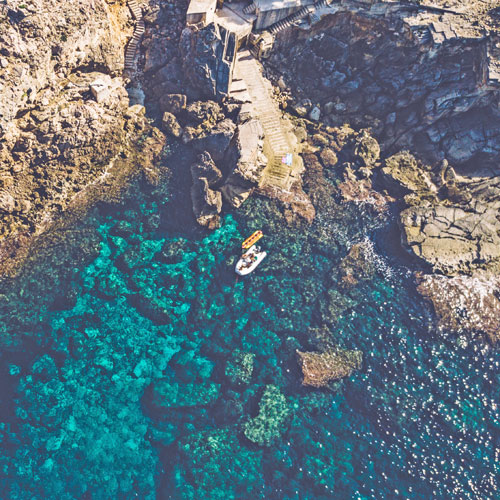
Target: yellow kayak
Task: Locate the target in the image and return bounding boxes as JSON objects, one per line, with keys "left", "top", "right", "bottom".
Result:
{"left": 242, "top": 230, "right": 263, "bottom": 250}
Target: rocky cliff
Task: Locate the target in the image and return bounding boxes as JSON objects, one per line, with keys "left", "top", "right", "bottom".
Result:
{"left": 269, "top": 0, "right": 500, "bottom": 168}
{"left": 263, "top": 0, "right": 500, "bottom": 342}
{"left": 0, "top": 0, "right": 166, "bottom": 274}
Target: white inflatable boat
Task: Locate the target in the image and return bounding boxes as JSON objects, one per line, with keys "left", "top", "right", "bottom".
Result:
{"left": 235, "top": 231, "right": 267, "bottom": 276}
{"left": 235, "top": 244, "right": 267, "bottom": 276}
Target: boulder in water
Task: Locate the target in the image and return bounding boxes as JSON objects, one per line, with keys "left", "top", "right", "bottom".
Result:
{"left": 191, "top": 152, "right": 222, "bottom": 187}
{"left": 297, "top": 349, "right": 362, "bottom": 387}
{"left": 190, "top": 178, "right": 222, "bottom": 230}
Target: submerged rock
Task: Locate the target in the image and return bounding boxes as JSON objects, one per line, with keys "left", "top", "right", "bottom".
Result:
{"left": 340, "top": 242, "right": 376, "bottom": 289}
{"left": 243, "top": 385, "right": 290, "bottom": 447}
{"left": 416, "top": 273, "right": 500, "bottom": 344}
{"left": 177, "top": 428, "right": 264, "bottom": 497}
{"left": 190, "top": 178, "right": 222, "bottom": 230}
{"left": 297, "top": 349, "right": 362, "bottom": 388}
{"left": 152, "top": 380, "right": 221, "bottom": 408}
{"left": 191, "top": 152, "right": 222, "bottom": 187}
{"left": 225, "top": 350, "right": 255, "bottom": 385}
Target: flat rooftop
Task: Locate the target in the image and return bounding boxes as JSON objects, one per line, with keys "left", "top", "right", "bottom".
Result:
{"left": 215, "top": 3, "right": 256, "bottom": 37}
{"left": 254, "top": 0, "right": 313, "bottom": 12}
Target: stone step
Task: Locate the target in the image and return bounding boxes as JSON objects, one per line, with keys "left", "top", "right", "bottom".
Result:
{"left": 243, "top": 2, "right": 256, "bottom": 14}
{"left": 128, "top": 0, "right": 142, "bottom": 20}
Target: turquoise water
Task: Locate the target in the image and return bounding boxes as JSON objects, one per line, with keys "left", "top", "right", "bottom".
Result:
{"left": 0, "top": 162, "right": 499, "bottom": 499}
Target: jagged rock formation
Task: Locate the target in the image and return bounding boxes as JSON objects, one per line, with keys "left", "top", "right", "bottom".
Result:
{"left": 268, "top": 0, "right": 500, "bottom": 167}
{"left": 0, "top": 0, "right": 129, "bottom": 135}
{"left": 221, "top": 118, "right": 268, "bottom": 208}
{"left": 178, "top": 23, "right": 222, "bottom": 97}
{"left": 190, "top": 152, "right": 223, "bottom": 229}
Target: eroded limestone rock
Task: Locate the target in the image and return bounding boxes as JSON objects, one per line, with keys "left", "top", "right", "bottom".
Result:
{"left": 381, "top": 152, "right": 437, "bottom": 198}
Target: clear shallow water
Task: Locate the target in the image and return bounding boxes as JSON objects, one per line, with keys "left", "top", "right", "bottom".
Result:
{"left": 0, "top": 169, "right": 498, "bottom": 499}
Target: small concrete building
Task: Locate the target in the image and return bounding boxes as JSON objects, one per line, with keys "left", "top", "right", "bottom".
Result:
{"left": 186, "top": 0, "right": 218, "bottom": 26}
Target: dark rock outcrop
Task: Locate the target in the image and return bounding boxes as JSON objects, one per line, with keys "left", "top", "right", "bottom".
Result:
{"left": 268, "top": 3, "right": 500, "bottom": 165}
{"left": 221, "top": 119, "right": 267, "bottom": 208}
{"left": 190, "top": 152, "right": 223, "bottom": 229}
{"left": 190, "top": 118, "right": 236, "bottom": 162}
{"left": 179, "top": 24, "right": 229, "bottom": 97}
{"left": 190, "top": 151, "right": 223, "bottom": 187}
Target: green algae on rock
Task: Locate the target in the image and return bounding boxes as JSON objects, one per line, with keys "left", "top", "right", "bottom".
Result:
{"left": 225, "top": 350, "right": 255, "bottom": 386}
{"left": 243, "top": 385, "right": 290, "bottom": 447}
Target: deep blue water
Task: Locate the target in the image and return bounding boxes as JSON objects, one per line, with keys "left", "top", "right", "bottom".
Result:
{"left": 0, "top": 162, "right": 498, "bottom": 499}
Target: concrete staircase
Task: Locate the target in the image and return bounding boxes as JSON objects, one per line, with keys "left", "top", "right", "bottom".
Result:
{"left": 269, "top": 5, "right": 315, "bottom": 34}
{"left": 243, "top": 2, "right": 257, "bottom": 14}
{"left": 124, "top": 0, "right": 144, "bottom": 71}
{"left": 268, "top": 0, "right": 334, "bottom": 35}
{"left": 234, "top": 50, "right": 301, "bottom": 190}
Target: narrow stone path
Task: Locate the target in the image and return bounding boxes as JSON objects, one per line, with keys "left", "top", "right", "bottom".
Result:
{"left": 124, "top": 0, "right": 144, "bottom": 72}
{"left": 233, "top": 50, "right": 302, "bottom": 191}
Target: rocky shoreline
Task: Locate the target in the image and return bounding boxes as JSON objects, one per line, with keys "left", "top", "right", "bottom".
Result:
{"left": 1, "top": 0, "right": 500, "bottom": 343}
